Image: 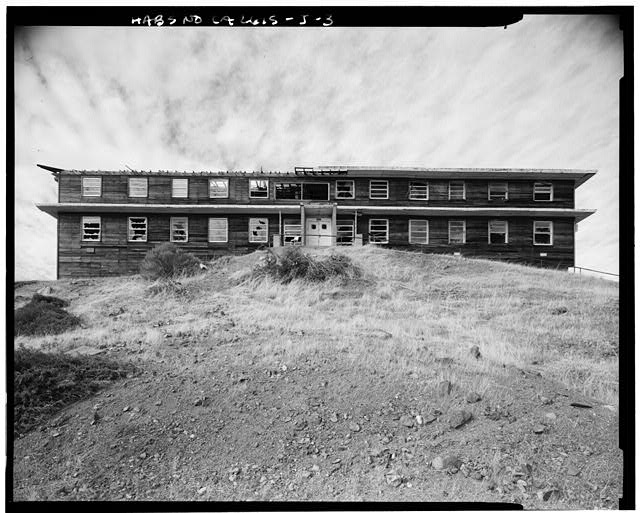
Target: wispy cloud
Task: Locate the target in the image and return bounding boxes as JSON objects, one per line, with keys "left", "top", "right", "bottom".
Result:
{"left": 13, "top": 15, "right": 622, "bottom": 279}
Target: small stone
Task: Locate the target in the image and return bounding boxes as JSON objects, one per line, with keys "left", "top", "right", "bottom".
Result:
{"left": 448, "top": 410, "right": 472, "bottom": 429}
{"left": 570, "top": 402, "right": 593, "bottom": 409}
{"left": 517, "top": 479, "right": 527, "bottom": 487}
{"left": 551, "top": 306, "right": 568, "bottom": 315}
{"left": 540, "top": 396, "right": 553, "bottom": 405}
{"left": 348, "top": 422, "right": 361, "bottom": 432}
{"left": 301, "top": 470, "right": 311, "bottom": 478}
{"left": 311, "top": 464, "right": 320, "bottom": 472}
{"left": 139, "top": 452, "right": 147, "bottom": 459}
{"left": 470, "top": 345, "right": 481, "bottom": 359}
{"left": 330, "top": 413, "right": 339, "bottom": 423}
{"left": 567, "top": 464, "right": 581, "bottom": 476}
{"left": 155, "top": 400, "right": 162, "bottom": 406}
{"left": 415, "top": 415, "right": 423, "bottom": 425}
{"left": 197, "top": 487, "right": 207, "bottom": 495}
{"left": 385, "top": 470, "right": 403, "bottom": 487}
{"left": 471, "top": 471, "right": 482, "bottom": 480}
{"left": 437, "top": 380, "right": 452, "bottom": 396}
{"left": 432, "top": 455, "right": 461, "bottom": 470}
{"left": 538, "top": 488, "right": 560, "bottom": 501}
{"left": 400, "top": 415, "right": 414, "bottom": 428}
{"left": 122, "top": 406, "right": 130, "bottom": 412}
{"left": 545, "top": 412, "right": 557, "bottom": 421}
{"left": 465, "top": 392, "right": 481, "bottom": 403}
{"left": 423, "top": 414, "right": 437, "bottom": 424}
{"left": 533, "top": 424, "right": 546, "bottom": 434}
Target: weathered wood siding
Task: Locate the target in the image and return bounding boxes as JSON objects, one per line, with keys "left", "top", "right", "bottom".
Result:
{"left": 57, "top": 212, "right": 574, "bottom": 277}
{"left": 58, "top": 173, "right": 574, "bottom": 208}
{"left": 357, "top": 216, "right": 574, "bottom": 269}
{"left": 57, "top": 213, "right": 280, "bottom": 278}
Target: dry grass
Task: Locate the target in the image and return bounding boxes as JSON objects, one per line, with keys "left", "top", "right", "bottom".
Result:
{"left": 15, "top": 246, "right": 619, "bottom": 406}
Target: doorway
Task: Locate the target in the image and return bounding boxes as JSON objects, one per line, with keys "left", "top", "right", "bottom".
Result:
{"left": 305, "top": 217, "right": 332, "bottom": 247}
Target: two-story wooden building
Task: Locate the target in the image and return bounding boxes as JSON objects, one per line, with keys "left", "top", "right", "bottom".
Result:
{"left": 35, "top": 165, "right": 596, "bottom": 278}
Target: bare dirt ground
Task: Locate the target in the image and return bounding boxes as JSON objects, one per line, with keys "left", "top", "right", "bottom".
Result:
{"left": 12, "top": 248, "right": 622, "bottom": 507}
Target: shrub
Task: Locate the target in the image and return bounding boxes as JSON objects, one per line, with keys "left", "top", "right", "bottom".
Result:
{"left": 252, "top": 247, "right": 362, "bottom": 284}
{"left": 14, "top": 295, "right": 80, "bottom": 337}
{"left": 140, "top": 242, "right": 201, "bottom": 280}
{"left": 14, "top": 348, "right": 136, "bottom": 436}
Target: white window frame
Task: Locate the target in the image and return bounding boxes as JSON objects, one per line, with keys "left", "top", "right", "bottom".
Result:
{"left": 533, "top": 182, "right": 553, "bottom": 202}
{"left": 409, "top": 182, "right": 429, "bottom": 201}
{"left": 533, "top": 221, "right": 553, "bottom": 246}
{"left": 249, "top": 218, "right": 269, "bottom": 243}
{"left": 170, "top": 216, "right": 188, "bottom": 242}
{"left": 369, "top": 180, "right": 389, "bottom": 200}
{"left": 209, "top": 178, "right": 229, "bottom": 199}
{"left": 249, "top": 179, "right": 269, "bottom": 199}
{"left": 409, "top": 219, "right": 429, "bottom": 244}
{"left": 488, "top": 182, "right": 508, "bottom": 201}
{"left": 82, "top": 216, "right": 101, "bottom": 242}
{"left": 336, "top": 220, "right": 355, "bottom": 246}
{"left": 81, "top": 177, "right": 102, "bottom": 197}
{"left": 335, "top": 180, "right": 355, "bottom": 199}
{"left": 488, "top": 220, "right": 508, "bottom": 244}
{"left": 448, "top": 181, "right": 466, "bottom": 200}
{"left": 283, "top": 220, "right": 303, "bottom": 246}
{"left": 128, "top": 177, "right": 148, "bottom": 198}
{"left": 171, "top": 178, "right": 189, "bottom": 198}
{"left": 127, "top": 217, "right": 148, "bottom": 242}
{"left": 208, "top": 218, "right": 228, "bottom": 243}
{"left": 448, "top": 220, "right": 466, "bottom": 244}
{"left": 369, "top": 219, "right": 389, "bottom": 244}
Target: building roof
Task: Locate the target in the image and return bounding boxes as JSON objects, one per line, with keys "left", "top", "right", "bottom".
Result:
{"left": 37, "top": 164, "right": 597, "bottom": 187}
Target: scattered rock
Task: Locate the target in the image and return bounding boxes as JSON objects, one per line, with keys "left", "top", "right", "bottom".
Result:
{"left": 422, "top": 414, "right": 437, "bottom": 424}
{"left": 538, "top": 488, "right": 561, "bottom": 501}
{"left": 311, "top": 464, "right": 320, "bottom": 472}
{"left": 551, "top": 306, "right": 568, "bottom": 315}
{"left": 533, "top": 424, "right": 546, "bottom": 434}
{"left": 385, "top": 469, "right": 403, "bottom": 487}
{"left": 470, "top": 345, "right": 481, "bottom": 359}
{"left": 65, "top": 346, "right": 104, "bottom": 357}
{"left": 465, "top": 392, "right": 481, "bottom": 403}
{"left": 567, "top": 464, "right": 581, "bottom": 476}
{"left": 415, "top": 415, "right": 423, "bottom": 425}
{"left": 329, "top": 413, "right": 339, "bottom": 423}
{"left": 448, "top": 410, "right": 472, "bottom": 429}
{"left": 123, "top": 406, "right": 130, "bottom": 412}
{"left": 471, "top": 471, "right": 483, "bottom": 480}
{"left": 400, "top": 415, "right": 414, "bottom": 428}
{"left": 36, "top": 286, "right": 53, "bottom": 295}
{"left": 348, "top": 422, "right": 361, "bottom": 432}
{"left": 540, "top": 395, "right": 553, "bottom": 405}
{"left": 570, "top": 402, "right": 593, "bottom": 409}
{"left": 194, "top": 397, "right": 211, "bottom": 407}
{"left": 197, "top": 487, "right": 207, "bottom": 495}
{"left": 544, "top": 412, "right": 557, "bottom": 421}
{"left": 432, "top": 455, "right": 462, "bottom": 470}
{"left": 437, "top": 380, "right": 452, "bottom": 396}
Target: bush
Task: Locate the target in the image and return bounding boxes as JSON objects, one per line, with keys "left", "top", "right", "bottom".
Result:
{"left": 14, "top": 295, "right": 80, "bottom": 337}
{"left": 252, "top": 247, "right": 362, "bottom": 284}
{"left": 14, "top": 348, "right": 136, "bottom": 436}
{"left": 140, "top": 242, "right": 201, "bottom": 280}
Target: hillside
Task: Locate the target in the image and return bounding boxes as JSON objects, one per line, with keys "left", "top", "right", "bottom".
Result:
{"left": 12, "top": 246, "right": 621, "bottom": 507}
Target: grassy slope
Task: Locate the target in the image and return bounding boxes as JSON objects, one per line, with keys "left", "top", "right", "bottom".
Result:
{"left": 13, "top": 247, "right": 621, "bottom": 506}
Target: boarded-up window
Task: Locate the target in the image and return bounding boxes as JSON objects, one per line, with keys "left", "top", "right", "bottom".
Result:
{"left": 82, "top": 216, "right": 101, "bottom": 241}
{"left": 208, "top": 218, "right": 228, "bottom": 242}
{"left": 448, "top": 220, "right": 466, "bottom": 244}
{"left": 170, "top": 217, "right": 188, "bottom": 242}
{"left": 128, "top": 178, "right": 148, "bottom": 198}
{"left": 533, "top": 221, "right": 553, "bottom": 245}
{"left": 283, "top": 220, "right": 302, "bottom": 246}
{"left": 82, "top": 177, "right": 101, "bottom": 197}
{"left": 336, "top": 220, "right": 355, "bottom": 245}
{"left": 336, "top": 180, "right": 355, "bottom": 199}
{"left": 533, "top": 182, "right": 553, "bottom": 201}
{"left": 488, "top": 220, "right": 508, "bottom": 244}
{"left": 128, "top": 217, "right": 147, "bottom": 242}
{"left": 172, "top": 178, "right": 188, "bottom": 198}
{"left": 369, "top": 219, "right": 389, "bottom": 244}
{"left": 488, "top": 182, "right": 508, "bottom": 201}
{"left": 209, "top": 179, "right": 229, "bottom": 198}
{"left": 409, "top": 182, "right": 429, "bottom": 200}
{"left": 409, "top": 219, "right": 429, "bottom": 244}
{"left": 249, "top": 180, "right": 269, "bottom": 198}
{"left": 448, "top": 181, "right": 465, "bottom": 200}
{"left": 369, "top": 181, "right": 389, "bottom": 199}
{"left": 249, "top": 218, "right": 268, "bottom": 243}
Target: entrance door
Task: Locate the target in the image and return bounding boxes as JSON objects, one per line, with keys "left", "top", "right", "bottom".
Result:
{"left": 306, "top": 218, "right": 332, "bottom": 247}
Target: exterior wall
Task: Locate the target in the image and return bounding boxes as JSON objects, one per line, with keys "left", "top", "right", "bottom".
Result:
{"left": 58, "top": 212, "right": 574, "bottom": 277}
{"left": 58, "top": 174, "right": 575, "bottom": 208}
{"left": 57, "top": 213, "right": 280, "bottom": 278}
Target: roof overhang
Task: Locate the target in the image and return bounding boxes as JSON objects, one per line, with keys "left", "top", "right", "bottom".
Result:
{"left": 36, "top": 203, "right": 596, "bottom": 223}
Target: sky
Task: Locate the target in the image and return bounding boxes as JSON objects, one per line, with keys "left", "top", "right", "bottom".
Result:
{"left": 13, "top": 15, "right": 623, "bottom": 280}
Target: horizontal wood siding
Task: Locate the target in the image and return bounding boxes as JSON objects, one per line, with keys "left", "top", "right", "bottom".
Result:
{"left": 58, "top": 173, "right": 575, "bottom": 208}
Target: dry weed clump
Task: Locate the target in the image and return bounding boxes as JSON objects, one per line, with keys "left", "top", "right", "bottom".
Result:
{"left": 14, "top": 348, "right": 137, "bottom": 436}
{"left": 140, "top": 242, "right": 202, "bottom": 280}
{"left": 14, "top": 294, "right": 81, "bottom": 337}
{"left": 252, "top": 247, "right": 363, "bottom": 284}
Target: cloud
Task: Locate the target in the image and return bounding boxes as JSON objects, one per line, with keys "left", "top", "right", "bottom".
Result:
{"left": 13, "top": 15, "right": 623, "bottom": 278}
